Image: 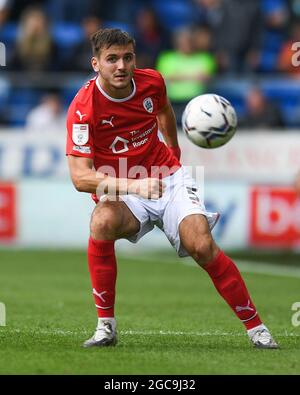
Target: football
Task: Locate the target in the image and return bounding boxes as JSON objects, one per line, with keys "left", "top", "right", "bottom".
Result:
{"left": 181, "top": 94, "right": 238, "bottom": 148}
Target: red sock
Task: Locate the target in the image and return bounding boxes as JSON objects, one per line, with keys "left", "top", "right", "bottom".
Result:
{"left": 203, "top": 251, "right": 262, "bottom": 330}
{"left": 87, "top": 237, "right": 117, "bottom": 318}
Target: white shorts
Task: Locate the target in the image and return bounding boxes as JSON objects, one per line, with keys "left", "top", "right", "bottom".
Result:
{"left": 120, "top": 167, "right": 219, "bottom": 257}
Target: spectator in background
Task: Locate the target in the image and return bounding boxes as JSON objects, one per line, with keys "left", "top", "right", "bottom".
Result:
{"left": 45, "top": 0, "right": 91, "bottom": 23}
{"left": 0, "top": 76, "right": 9, "bottom": 125}
{"left": 6, "top": 0, "right": 47, "bottom": 21}
{"left": 192, "top": 24, "right": 215, "bottom": 54}
{"left": 258, "top": 0, "right": 289, "bottom": 72}
{"left": 156, "top": 27, "right": 216, "bottom": 123}
{"left": 26, "top": 93, "right": 65, "bottom": 131}
{"left": 9, "top": 6, "right": 58, "bottom": 72}
{"left": 211, "top": 0, "right": 263, "bottom": 74}
{"left": 64, "top": 15, "right": 102, "bottom": 72}
{"left": 290, "top": 0, "right": 300, "bottom": 22}
{"left": 0, "top": 0, "right": 10, "bottom": 27}
{"left": 134, "top": 7, "right": 170, "bottom": 69}
{"left": 262, "top": 0, "right": 289, "bottom": 31}
{"left": 87, "top": 0, "right": 135, "bottom": 26}
{"left": 192, "top": 0, "right": 223, "bottom": 28}
{"left": 240, "top": 87, "right": 284, "bottom": 129}
{"left": 278, "top": 21, "right": 300, "bottom": 77}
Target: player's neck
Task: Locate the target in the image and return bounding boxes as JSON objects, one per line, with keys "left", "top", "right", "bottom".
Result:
{"left": 97, "top": 77, "right": 134, "bottom": 100}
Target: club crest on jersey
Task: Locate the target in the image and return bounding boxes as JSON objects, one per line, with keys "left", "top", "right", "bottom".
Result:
{"left": 143, "top": 97, "right": 154, "bottom": 113}
{"left": 72, "top": 124, "right": 89, "bottom": 145}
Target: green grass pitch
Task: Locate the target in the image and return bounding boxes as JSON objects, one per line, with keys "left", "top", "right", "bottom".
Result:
{"left": 0, "top": 249, "right": 299, "bottom": 375}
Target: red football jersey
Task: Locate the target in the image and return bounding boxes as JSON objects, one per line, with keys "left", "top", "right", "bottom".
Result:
{"left": 66, "top": 68, "right": 180, "bottom": 178}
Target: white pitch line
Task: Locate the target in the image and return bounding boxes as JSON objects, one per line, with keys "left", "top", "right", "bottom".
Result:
{"left": 125, "top": 255, "right": 300, "bottom": 279}
{"left": 2, "top": 328, "right": 300, "bottom": 337}
{"left": 235, "top": 260, "right": 300, "bottom": 279}
{"left": 120, "top": 330, "right": 300, "bottom": 338}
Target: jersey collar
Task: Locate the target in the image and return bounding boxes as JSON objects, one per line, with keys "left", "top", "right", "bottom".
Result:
{"left": 96, "top": 77, "right": 136, "bottom": 102}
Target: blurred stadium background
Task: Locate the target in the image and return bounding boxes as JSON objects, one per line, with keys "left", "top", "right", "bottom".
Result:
{"left": 1, "top": 0, "right": 300, "bottom": 253}
{"left": 1, "top": 0, "right": 300, "bottom": 375}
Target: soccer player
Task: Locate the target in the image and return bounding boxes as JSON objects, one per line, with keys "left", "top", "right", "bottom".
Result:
{"left": 66, "top": 29, "right": 278, "bottom": 349}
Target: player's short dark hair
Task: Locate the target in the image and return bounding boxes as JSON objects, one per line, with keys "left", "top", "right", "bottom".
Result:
{"left": 91, "top": 28, "right": 135, "bottom": 57}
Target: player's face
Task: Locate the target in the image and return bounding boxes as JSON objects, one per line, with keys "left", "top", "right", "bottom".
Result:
{"left": 92, "top": 44, "right": 136, "bottom": 97}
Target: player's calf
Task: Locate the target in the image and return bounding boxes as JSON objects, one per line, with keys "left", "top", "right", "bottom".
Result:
{"left": 179, "top": 215, "right": 219, "bottom": 266}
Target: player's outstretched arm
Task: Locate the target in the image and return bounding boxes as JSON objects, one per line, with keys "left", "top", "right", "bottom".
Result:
{"left": 67, "top": 155, "right": 165, "bottom": 199}
{"left": 68, "top": 155, "right": 102, "bottom": 193}
{"left": 157, "top": 99, "right": 181, "bottom": 161}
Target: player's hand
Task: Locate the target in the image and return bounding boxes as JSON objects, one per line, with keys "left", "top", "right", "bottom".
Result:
{"left": 128, "top": 178, "right": 165, "bottom": 199}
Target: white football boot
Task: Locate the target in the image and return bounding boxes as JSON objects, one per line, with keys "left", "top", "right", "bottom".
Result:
{"left": 83, "top": 318, "right": 117, "bottom": 348}
{"left": 248, "top": 324, "right": 279, "bottom": 349}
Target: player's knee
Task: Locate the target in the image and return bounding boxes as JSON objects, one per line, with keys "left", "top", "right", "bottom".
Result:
{"left": 90, "top": 206, "right": 121, "bottom": 239}
{"left": 192, "top": 235, "right": 216, "bottom": 266}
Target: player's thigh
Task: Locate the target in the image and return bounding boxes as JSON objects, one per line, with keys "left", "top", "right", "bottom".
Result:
{"left": 91, "top": 200, "right": 140, "bottom": 239}
{"left": 179, "top": 214, "right": 218, "bottom": 263}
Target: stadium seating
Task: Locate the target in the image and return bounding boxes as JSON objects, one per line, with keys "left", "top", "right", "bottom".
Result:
{"left": 151, "top": 0, "right": 195, "bottom": 31}
{"left": 1, "top": 0, "right": 300, "bottom": 128}
{"left": 103, "top": 20, "right": 133, "bottom": 34}
{"left": 7, "top": 89, "right": 41, "bottom": 126}
{"left": 0, "top": 23, "right": 18, "bottom": 58}
{"left": 259, "top": 31, "right": 285, "bottom": 72}
{"left": 51, "top": 22, "right": 84, "bottom": 63}
{"left": 62, "top": 76, "right": 91, "bottom": 107}
{"left": 51, "top": 23, "right": 83, "bottom": 49}
{"left": 212, "top": 78, "right": 300, "bottom": 128}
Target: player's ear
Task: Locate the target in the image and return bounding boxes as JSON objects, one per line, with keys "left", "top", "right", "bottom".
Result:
{"left": 91, "top": 57, "right": 99, "bottom": 73}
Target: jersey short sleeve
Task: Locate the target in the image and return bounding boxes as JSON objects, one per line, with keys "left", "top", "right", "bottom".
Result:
{"left": 66, "top": 92, "right": 94, "bottom": 159}
{"left": 143, "top": 69, "right": 168, "bottom": 111}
